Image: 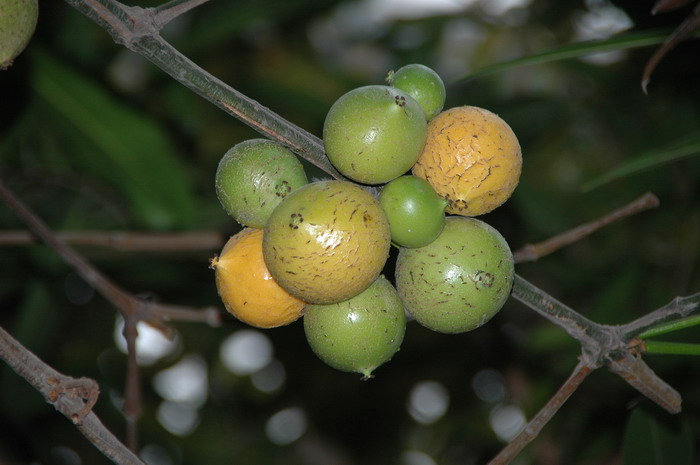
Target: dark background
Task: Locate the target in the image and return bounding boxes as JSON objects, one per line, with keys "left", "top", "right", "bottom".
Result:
{"left": 1, "top": 1, "right": 699, "bottom": 464}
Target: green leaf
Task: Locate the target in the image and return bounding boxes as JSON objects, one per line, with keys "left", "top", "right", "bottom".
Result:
{"left": 622, "top": 405, "right": 694, "bottom": 465}
{"left": 30, "top": 49, "right": 194, "bottom": 230}
{"left": 459, "top": 28, "right": 699, "bottom": 83}
{"left": 582, "top": 134, "right": 700, "bottom": 192}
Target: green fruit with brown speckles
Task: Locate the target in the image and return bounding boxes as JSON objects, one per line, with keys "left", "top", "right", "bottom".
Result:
{"left": 263, "top": 180, "right": 391, "bottom": 304}
{"left": 215, "top": 139, "right": 308, "bottom": 228}
{"left": 395, "top": 216, "right": 513, "bottom": 334}
{"left": 387, "top": 64, "right": 446, "bottom": 120}
{"left": 0, "top": 0, "right": 38, "bottom": 69}
{"left": 323, "top": 85, "right": 427, "bottom": 185}
{"left": 304, "top": 276, "right": 406, "bottom": 378}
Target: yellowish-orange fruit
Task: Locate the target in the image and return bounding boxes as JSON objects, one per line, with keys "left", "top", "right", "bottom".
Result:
{"left": 263, "top": 180, "right": 391, "bottom": 304}
{"left": 211, "top": 228, "right": 305, "bottom": 328}
{"left": 412, "top": 106, "right": 522, "bottom": 216}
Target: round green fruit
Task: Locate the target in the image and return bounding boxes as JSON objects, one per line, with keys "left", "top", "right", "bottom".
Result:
{"left": 323, "top": 85, "right": 427, "bottom": 185}
{"left": 0, "top": 0, "right": 39, "bottom": 69}
{"left": 263, "top": 180, "right": 391, "bottom": 304}
{"left": 304, "top": 275, "right": 406, "bottom": 378}
{"left": 379, "top": 175, "right": 447, "bottom": 248}
{"left": 215, "top": 139, "right": 308, "bottom": 228}
{"left": 387, "top": 64, "right": 446, "bottom": 121}
{"left": 395, "top": 216, "right": 514, "bottom": 334}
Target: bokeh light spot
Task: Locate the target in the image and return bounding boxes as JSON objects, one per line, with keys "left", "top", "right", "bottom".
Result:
{"left": 489, "top": 404, "right": 526, "bottom": 442}
{"left": 153, "top": 354, "right": 208, "bottom": 407}
{"left": 220, "top": 329, "right": 273, "bottom": 375}
{"left": 265, "top": 407, "right": 308, "bottom": 445}
{"left": 157, "top": 401, "right": 200, "bottom": 436}
{"left": 113, "top": 316, "right": 179, "bottom": 367}
{"left": 407, "top": 380, "right": 449, "bottom": 424}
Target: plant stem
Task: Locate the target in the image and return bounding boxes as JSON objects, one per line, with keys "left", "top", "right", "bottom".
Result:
{"left": 487, "top": 361, "right": 594, "bottom": 465}
{"left": 513, "top": 192, "right": 659, "bottom": 263}
{"left": 0, "top": 326, "right": 145, "bottom": 465}
{"left": 0, "top": 229, "right": 225, "bottom": 252}
{"left": 62, "top": 0, "right": 344, "bottom": 180}
{"left": 638, "top": 314, "right": 700, "bottom": 339}
{"left": 510, "top": 274, "right": 612, "bottom": 362}
{"left": 644, "top": 340, "right": 700, "bottom": 356}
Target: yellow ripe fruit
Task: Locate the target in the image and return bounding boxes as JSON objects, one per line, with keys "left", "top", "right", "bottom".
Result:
{"left": 211, "top": 228, "right": 305, "bottom": 328}
{"left": 412, "top": 106, "right": 522, "bottom": 216}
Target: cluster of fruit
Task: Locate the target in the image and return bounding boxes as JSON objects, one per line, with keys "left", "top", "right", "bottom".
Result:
{"left": 211, "top": 64, "right": 522, "bottom": 378}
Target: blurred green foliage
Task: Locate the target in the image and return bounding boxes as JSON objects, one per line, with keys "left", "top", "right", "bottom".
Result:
{"left": 1, "top": 1, "right": 699, "bottom": 464}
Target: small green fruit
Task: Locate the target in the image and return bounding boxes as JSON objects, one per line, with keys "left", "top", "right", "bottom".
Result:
{"left": 0, "top": 0, "right": 38, "bottom": 69}
{"left": 215, "top": 139, "right": 308, "bottom": 228}
{"left": 395, "top": 216, "right": 514, "bottom": 334}
{"left": 387, "top": 64, "right": 446, "bottom": 121}
{"left": 323, "top": 85, "right": 427, "bottom": 185}
{"left": 304, "top": 276, "right": 406, "bottom": 378}
{"left": 379, "top": 175, "right": 447, "bottom": 248}
{"left": 263, "top": 180, "right": 391, "bottom": 304}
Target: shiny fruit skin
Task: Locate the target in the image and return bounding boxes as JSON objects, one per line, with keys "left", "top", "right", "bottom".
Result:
{"left": 0, "top": 0, "right": 38, "bottom": 69}
{"left": 395, "top": 216, "right": 513, "bottom": 334}
{"left": 215, "top": 139, "right": 308, "bottom": 228}
{"left": 412, "top": 106, "right": 522, "bottom": 216}
{"left": 263, "top": 180, "right": 391, "bottom": 304}
{"left": 387, "top": 64, "right": 446, "bottom": 121}
{"left": 323, "top": 85, "right": 427, "bottom": 185}
{"left": 212, "top": 228, "right": 306, "bottom": 329}
{"left": 304, "top": 276, "right": 406, "bottom": 378}
{"left": 379, "top": 175, "right": 447, "bottom": 248}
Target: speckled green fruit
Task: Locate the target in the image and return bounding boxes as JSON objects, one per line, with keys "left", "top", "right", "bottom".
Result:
{"left": 395, "top": 216, "right": 513, "bottom": 334}
{"left": 379, "top": 175, "right": 448, "bottom": 248}
{"left": 0, "top": 0, "right": 38, "bottom": 69}
{"left": 323, "top": 85, "right": 427, "bottom": 185}
{"left": 215, "top": 139, "right": 308, "bottom": 228}
{"left": 304, "top": 275, "right": 406, "bottom": 378}
{"left": 263, "top": 180, "right": 391, "bottom": 304}
{"left": 387, "top": 64, "right": 446, "bottom": 121}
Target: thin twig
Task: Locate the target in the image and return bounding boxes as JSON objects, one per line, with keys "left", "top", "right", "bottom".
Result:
{"left": 62, "top": 0, "right": 344, "bottom": 180}
{"left": 0, "top": 180, "right": 220, "bottom": 333}
{"left": 153, "top": 0, "right": 213, "bottom": 28}
{"left": 487, "top": 360, "right": 594, "bottom": 465}
{"left": 513, "top": 192, "right": 660, "bottom": 263}
{"left": 0, "top": 230, "right": 225, "bottom": 251}
{"left": 0, "top": 178, "right": 221, "bottom": 451}
{"left": 0, "top": 326, "right": 145, "bottom": 465}
{"left": 620, "top": 291, "right": 700, "bottom": 338}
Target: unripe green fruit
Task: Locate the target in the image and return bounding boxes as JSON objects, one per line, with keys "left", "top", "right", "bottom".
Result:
{"left": 304, "top": 275, "right": 406, "bottom": 378}
{"left": 387, "top": 64, "right": 446, "bottom": 121}
{"left": 395, "top": 216, "right": 514, "bottom": 334}
{"left": 263, "top": 180, "right": 391, "bottom": 304}
{"left": 379, "top": 175, "right": 447, "bottom": 248}
{"left": 215, "top": 139, "right": 308, "bottom": 228}
{"left": 323, "top": 85, "right": 427, "bottom": 185}
{"left": 0, "top": 0, "right": 39, "bottom": 69}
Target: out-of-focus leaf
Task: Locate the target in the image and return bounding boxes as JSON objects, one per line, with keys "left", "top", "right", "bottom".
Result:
{"left": 460, "top": 29, "right": 698, "bottom": 83}
{"left": 622, "top": 405, "right": 694, "bottom": 465}
{"left": 582, "top": 134, "right": 700, "bottom": 191}
{"left": 30, "top": 49, "right": 194, "bottom": 230}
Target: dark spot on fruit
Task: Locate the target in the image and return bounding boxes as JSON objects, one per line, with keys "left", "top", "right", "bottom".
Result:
{"left": 275, "top": 180, "right": 292, "bottom": 198}
{"left": 394, "top": 95, "right": 406, "bottom": 107}
{"left": 473, "top": 270, "right": 494, "bottom": 289}
{"left": 363, "top": 213, "right": 372, "bottom": 224}
{"left": 289, "top": 212, "right": 304, "bottom": 229}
